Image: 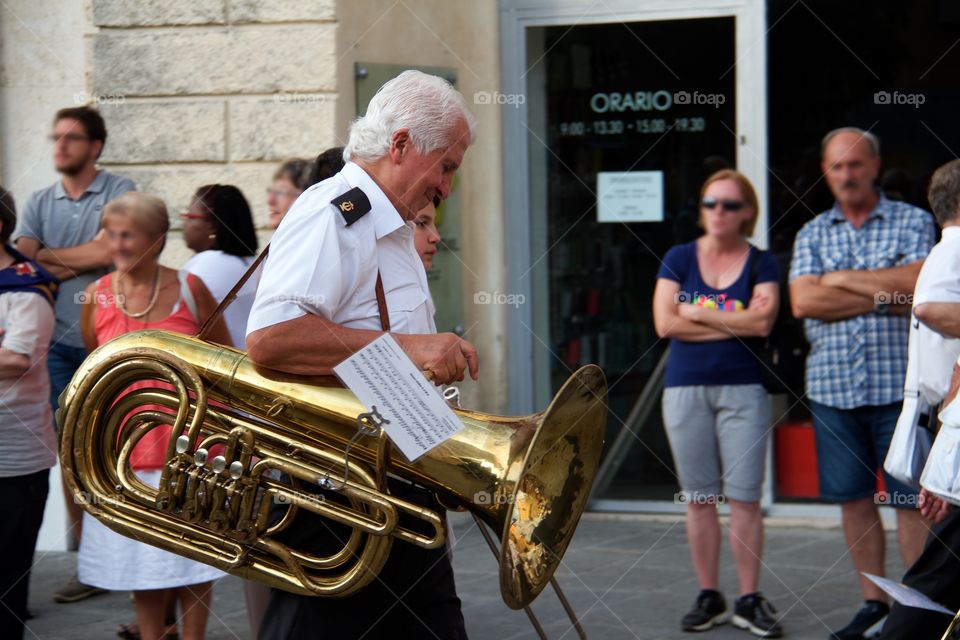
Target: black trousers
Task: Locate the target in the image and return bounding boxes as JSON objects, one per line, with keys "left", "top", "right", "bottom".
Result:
{"left": 258, "top": 479, "right": 467, "bottom": 640}
{"left": 880, "top": 508, "right": 960, "bottom": 640}
{"left": 0, "top": 469, "right": 49, "bottom": 640}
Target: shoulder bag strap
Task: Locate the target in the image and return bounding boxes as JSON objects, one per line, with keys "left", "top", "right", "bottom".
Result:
{"left": 197, "top": 244, "right": 392, "bottom": 339}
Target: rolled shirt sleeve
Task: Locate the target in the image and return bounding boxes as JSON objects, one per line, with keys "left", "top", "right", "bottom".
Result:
{"left": 788, "top": 222, "right": 823, "bottom": 281}
{"left": 245, "top": 192, "right": 346, "bottom": 337}
{"left": 11, "top": 192, "right": 43, "bottom": 244}
{"left": 2, "top": 293, "right": 55, "bottom": 359}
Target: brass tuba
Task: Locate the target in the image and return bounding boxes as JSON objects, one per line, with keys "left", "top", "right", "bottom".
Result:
{"left": 58, "top": 329, "right": 607, "bottom": 609}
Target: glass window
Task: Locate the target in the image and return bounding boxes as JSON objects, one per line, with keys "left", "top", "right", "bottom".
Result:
{"left": 525, "top": 18, "right": 736, "bottom": 501}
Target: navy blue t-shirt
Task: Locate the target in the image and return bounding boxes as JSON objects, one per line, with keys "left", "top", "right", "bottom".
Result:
{"left": 657, "top": 241, "right": 779, "bottom": 387}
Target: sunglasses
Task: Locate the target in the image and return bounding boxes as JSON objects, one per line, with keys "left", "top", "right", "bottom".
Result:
{"left": 701, "top": 198, "right": 746, "bottom": 212}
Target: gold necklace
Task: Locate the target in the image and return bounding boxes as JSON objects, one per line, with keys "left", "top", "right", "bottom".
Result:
{"left": 115, "top": 266, "right": 161, "bottom": 319}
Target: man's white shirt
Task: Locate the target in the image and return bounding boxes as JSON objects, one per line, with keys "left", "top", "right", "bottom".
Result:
{"left": 246, "top": 162, "right": 436, "bottom": 339}
{"left": 910, "top": 226, "right": 960, "bottom": 404}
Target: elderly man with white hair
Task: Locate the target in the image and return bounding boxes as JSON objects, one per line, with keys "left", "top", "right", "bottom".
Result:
{"left": 246, "top": 70, "right": 475, "bottom": 639}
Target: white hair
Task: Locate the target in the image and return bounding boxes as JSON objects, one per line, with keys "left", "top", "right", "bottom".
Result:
{"left": 343, "top": 70, "right": 477, "bottom": 163}
{"left": 821, "top": 127, "right": 880, "bottom": 157}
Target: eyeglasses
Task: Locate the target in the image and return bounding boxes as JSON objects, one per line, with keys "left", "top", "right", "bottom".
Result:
{"left": 266, "top": 187, "right": 300, "bottom": 199}
{"left": 48, "top": 133, "right": 92, "bottom": 144}
{"left": 179, "top": 212, "right": 209, "bottom": 220}
{"left": 701, "top": 198, "right": 746, "bottom": 212}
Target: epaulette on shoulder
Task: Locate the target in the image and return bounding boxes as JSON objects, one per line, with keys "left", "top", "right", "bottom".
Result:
{"left": 331, "top": 187, "right": 372, "bottom": 226}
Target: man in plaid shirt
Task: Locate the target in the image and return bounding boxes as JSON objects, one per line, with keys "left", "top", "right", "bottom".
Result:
{"left": 789, "top": 127, "right": 936, "bottom": 640}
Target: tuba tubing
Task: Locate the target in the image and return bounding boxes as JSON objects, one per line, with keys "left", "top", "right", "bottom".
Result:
{"left": 58, "top": 329, "right": 607, "bottom": 609}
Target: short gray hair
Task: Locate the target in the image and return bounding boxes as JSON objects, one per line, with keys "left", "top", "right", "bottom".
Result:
{"left": 821, "top": 127, "right": 880, "bottom": 157}
{"left": 343, "top": 70, "right": 477, "bottom": 163}
{"left": 928, "top": 159, "right": 960, "bottom": 226}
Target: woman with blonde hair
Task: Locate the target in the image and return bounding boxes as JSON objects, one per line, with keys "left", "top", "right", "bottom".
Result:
{"left": 78, "top": 192, "right": 231, "bottom": 640}
{"left": 652, "top": 170, "right": 783, "bottom": 638}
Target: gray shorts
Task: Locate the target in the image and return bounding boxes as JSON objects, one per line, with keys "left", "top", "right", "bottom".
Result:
{"left": 662, "top": 384, "right": 771, "bottom": 503}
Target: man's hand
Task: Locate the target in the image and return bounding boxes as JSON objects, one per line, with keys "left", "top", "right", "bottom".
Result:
{"left": 395, "top": 332, "right": 479, "bottom": 385}
{"left": 918, "top": 488, "right": 951, "bottom": 523}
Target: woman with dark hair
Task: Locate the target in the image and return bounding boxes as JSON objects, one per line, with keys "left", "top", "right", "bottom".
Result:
{"left": 181, "top": 184, "right": 258, "bottom": 347}
{"left": 307, "top": 147, "right": 345, "bottom": 187}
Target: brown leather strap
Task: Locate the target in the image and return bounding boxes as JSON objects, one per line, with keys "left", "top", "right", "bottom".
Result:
{"left": 375, "top": 272, "right": 390, "bottom": 331}
{"left": 197, "top": 242, "right": 392, "bottom": 340}
{"left": 197, "top": 244, "right": 271, "bottom": 340}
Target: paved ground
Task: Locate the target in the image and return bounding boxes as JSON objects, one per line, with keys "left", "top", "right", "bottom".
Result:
{"left": 25, "top": 513, "right": 914, "bottom": 639}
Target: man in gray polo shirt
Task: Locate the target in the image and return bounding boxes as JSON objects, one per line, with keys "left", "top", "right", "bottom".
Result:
{"left": 13, "top": 105, "right": 134, "bottom": 604}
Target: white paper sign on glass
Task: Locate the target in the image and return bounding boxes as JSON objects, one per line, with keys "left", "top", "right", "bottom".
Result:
{"left": 597, "top": 170, "right": 664, "bottom": 223}
{"left": 332, "top": 333, "right": 463, "bottom": 461}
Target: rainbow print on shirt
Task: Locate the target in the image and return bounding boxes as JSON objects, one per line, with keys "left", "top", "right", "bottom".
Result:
{"left": 690, "top": 292, "right": 744, "bottom": 312}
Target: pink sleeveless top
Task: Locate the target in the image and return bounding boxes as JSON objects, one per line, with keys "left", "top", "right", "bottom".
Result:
{"left": 94, "top": 271, "right": 200, "bottom": 470}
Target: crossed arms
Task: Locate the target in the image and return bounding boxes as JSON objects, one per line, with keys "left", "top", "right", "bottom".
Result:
{"left": 789, "top": 261, "right": 922, "bottom": 321}
{"left": 15, "top": 232, "right": 112, "bottom": 281}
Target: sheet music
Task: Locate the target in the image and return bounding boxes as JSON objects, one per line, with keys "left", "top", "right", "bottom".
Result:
{"left": 333, "top": 333, "right": 463, "bottom": 461}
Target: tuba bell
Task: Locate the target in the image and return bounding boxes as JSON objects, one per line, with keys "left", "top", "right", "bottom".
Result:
{"left": 58, "top": 329, "right": 607, "bottom": 609}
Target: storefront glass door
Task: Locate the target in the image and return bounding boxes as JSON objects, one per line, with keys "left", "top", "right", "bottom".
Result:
{"left": 523, "top": 17, "right": 737, "bottom": 502}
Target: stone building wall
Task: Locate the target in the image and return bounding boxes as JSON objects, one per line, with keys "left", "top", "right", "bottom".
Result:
{"left": 89, "top": 0, "right": 341, "bottom": 264}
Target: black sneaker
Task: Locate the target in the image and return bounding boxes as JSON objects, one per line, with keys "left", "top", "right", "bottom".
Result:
{"left": 682, "top": 589, "right": 730, "bottom": 632}
{"left": 829, "top": 601, "right": 889, "bottom": 640}
{"left": 732, "top": 593, "right": 783, "bottom": 638}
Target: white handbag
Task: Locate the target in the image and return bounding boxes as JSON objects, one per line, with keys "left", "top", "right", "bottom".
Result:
{"left": 884, "top": 318, "right": 935, "bottom": 488}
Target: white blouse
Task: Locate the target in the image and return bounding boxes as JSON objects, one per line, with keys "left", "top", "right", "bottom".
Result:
{"left": 184, "top": 250, "right": 257, "bottom": 349}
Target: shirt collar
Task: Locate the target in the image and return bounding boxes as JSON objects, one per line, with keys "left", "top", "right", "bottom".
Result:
{"left": 53, "top": 170, "right": 108, "bottom": 200}
{"left": 829, "top": 190, "right": 890, "bottom": 224}
{"left": 942, "top": 226, "right": 960, "bottom": 240}
{"left": 339, "top": 162, "right": 405, "bottom": 239}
